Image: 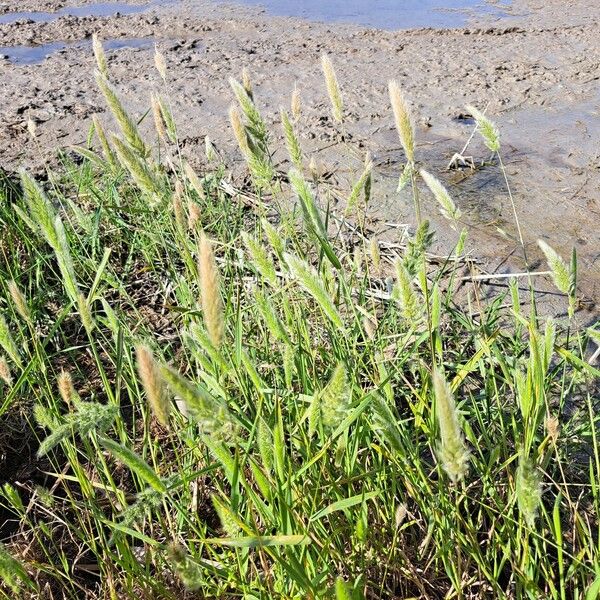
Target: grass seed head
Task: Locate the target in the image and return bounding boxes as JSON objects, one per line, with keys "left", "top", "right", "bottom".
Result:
{"left": 420, "top": 169, "right": 461, "bottom": 223}
{"left": 205, "top": 135, "right": 217, "bottom": 162}
{"left": 369, "top": 237, "right": 381, "bottom": 274}
{"left": 151, "top": 93, "right": 167, "bottom": 141}
{"left": 57, "top": 370, "right": 75, "bottom": 405}
{"left": 91, "top": 115, "right": 117, "bottom": 169}
{"left": 432, "top": 369, "right": 470, "bottom": 483}
{"left": 229, "top": 105, "right": 250, "bottom": 154}
{"left": 154, "top": 45, "right": 167, "bottom": 80}
{"left": 516, "top": 455, "right": 543, "bottom": 526}
{"left": 92, "top": 33, "right": 108, "bottom": 79}
{"left": 77, "top": 293, "right": 95, "bottom": 333}
{"left": 467, "top": 104, "right": 500, "bottom": 152}
{"left": 395, "top": 260, "right": 421, "bottom": 322}
{"left": 538, "top": 239, "right": 570, "bottom": 295}
{"left": 8, "top": 280, "right": 30, "bottom": 323}
{"left": 321, "top": 54, "right": 344, "bottom": 123}
{"left": 320, "top": 363, "right": 351, "bottom": 429}
{"left": 188, "top": 202, "right": 201, "bottom": 232}
{"left": 388, "top": 80, "right": 415, "bottom": 163}
{"left": 0, "top": 357, "right": 12, "bottom": 386}
{"left": 173, "top": 181, "right": 185, "bottom": 230}
{"left": 183, "top": 162, "right": 206, "bottom": 200}
{"left": 198, "top": 234, "right": 225, "bottom": 348}
{"left": 242, "top": 67, "right": 253, "bottom": 100}
{"left": 136, "top": 345, "right": 169, "bottom": 426}
{"left": 546, "top": 414, "right": 560, "bottom": 444}
{"left": 0, "top": 315, "right": 21, "bottom": 368}
{"left": 291, "top": 84, "right": 302, "bottom": 121}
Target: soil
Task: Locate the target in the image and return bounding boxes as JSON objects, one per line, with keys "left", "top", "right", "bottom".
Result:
{"left": 0, "top": 0, "right": 599, "bottom": 320}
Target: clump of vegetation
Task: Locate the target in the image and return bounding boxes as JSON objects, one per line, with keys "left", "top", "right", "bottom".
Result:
{"left": 0, "top": 44, "right": 598, "bottom": 600}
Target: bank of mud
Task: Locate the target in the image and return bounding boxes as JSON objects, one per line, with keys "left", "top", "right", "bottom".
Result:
{"left": 0, "top": 0, "right": 599, "bottom": 319}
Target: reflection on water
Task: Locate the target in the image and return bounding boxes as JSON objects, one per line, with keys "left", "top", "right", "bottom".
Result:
{"left": 212, "top": 0, "right": 513, "bottom": 29}
{"left": 0, "top": 37, "right": 155, "bottom": 64}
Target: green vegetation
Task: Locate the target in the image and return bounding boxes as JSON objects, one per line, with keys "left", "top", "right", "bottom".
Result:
{"left": 0, "top": 45, "right": 599, "bottom": 599}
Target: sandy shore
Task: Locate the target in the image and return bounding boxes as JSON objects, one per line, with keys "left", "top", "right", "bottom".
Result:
{"left": 0, "top": 0, "right": 599, "bottom": 317}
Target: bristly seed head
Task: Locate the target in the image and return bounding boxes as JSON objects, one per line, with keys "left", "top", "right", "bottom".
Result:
{"left": 8, "top": 280, "right": 30, "bottom": 323}
{"left": 516, "top": 454, "right": 543, "bottom": 526}
{"left": 291, "top": 84, "right": 301, "bottom": 121}
{"left": 92, "top": 33, "right": 108, "bottom": 79}
{"left": 57, "top": 370, "right": 75, "bottom": 405}
{"left": 432, "top": 369, "right": 470, "bottom": 483}
{"left": 388, "top": 80, "right": 415, "bottom": 163}
{"left": 229, "top": 105, "right": 249, "bottom": 154}
{"left": 545, "top": 414, "right": 560, "bottom": 444}
{"left": 0, "top": 357, "right": 12, "bottom": 387}
{"left": 151, "top": 93, "right": 166, "bottom": 141}
{"left": 188, "top": 202, "right": 201, "bottom": 232}
{"left": 466, "top": 104, "right": 500, "bottom": 153}
{"left": 321, "top": 54, "right": 344, "bottom": 124}
{"left": 154, "top": 45, "right": 167, "bottom": 80}
{"left": 136, "top": 345, "right": 169, "bottom": 426}
{"left": 198, "top": 234, "right": 225, "bottom": 348}
{"left": 242, "top": 67, "right": 253, "bottom": 100}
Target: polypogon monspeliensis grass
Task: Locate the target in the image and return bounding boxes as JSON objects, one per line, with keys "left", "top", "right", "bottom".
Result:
{"left": 281, "top": 108, "right": 304, "bottom": 171}
{"left": 136, "top": 345, "right": 169, "bottom": 426}
{"left": 111, "top": 134, "right": 161, "bottom": 197}
{"left": 420, "top": 169, "right": 461, "bottom": 224}
{"left": 92, "top": 114, "right": 117, "bottom": 171}
{"left": 198, "top": 233, "right": 225, "bottom": 348}
{"left": 466, "top": 104, "right": 500, "bottom": 153}
{"left": 346, "top": 156, "right": 373, "bottom": 216}
{"left": 291, "top": 84, "right": 302, "bottom": 121}
{"left": 316, "top": 362, "right": 351, "bottom": 431}
{"left": 432, "top": 369, "right": 470, "bottom": 483}
{"left": 154, "top": 44, "right": 167, "bottom": 81}
{"left": 0, "top": 356, "right": 12, "bottom": 386}
{"left": 537, "top": 239, "right": 570, "bottom": 295}
{"left": 241, "top": 231, "right": 278, "bottom": 286}
{"left": 2, "top": 48, "right": 597, "bottom": 600}
{"left": 321, "top": 53, "right": 344, "bottom": 124}
{"left": 394, "top": 260, "right": 421, "bottom": 322}
{"left": 538, "top": 239, "right": 577, "bottom": 316}
{"left": 7, "top": 280, "right": 30, "bottom": 324}
{"left": 36, "top": 397, "right": 119, "bottom": 457}
{"left": 284, "top": 252, "right": 343, "bottom": 330}
{"left": 0, "top": 314, "right": 22, "bottom": 369}
{"left": 96, "top": 72, "right": 148, "bottom": 157}
{"left": 57, "top": 370, "right": 76, "bottom": 406}
{"left": 388, "top": 80, "right": 415, "bottom": 163}
{"left": 92, "top": 33, "right": 108, "bottom": 79}
{"left": 516, "top": 454, "right": 543, "bottom": 526}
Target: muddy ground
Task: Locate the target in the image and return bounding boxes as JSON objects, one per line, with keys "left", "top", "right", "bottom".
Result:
{"left": 0, "top": 0, "right": 599, "bottom": 320}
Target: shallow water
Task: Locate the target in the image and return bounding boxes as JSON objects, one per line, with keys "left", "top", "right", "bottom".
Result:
{"left": 212, "top": 0, "right": 513, "bottom": 29}
{"left": 0, "top": 37, "right": 154, "bottom": 64}
{"left": 0, "top": 2, "right": 155, "bottom": 25}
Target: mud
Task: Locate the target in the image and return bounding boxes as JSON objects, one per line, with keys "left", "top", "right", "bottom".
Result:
{"left": 0, "top": 0, "right": 599, "bottom": 319}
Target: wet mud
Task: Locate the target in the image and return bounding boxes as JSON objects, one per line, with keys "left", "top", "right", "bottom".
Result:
{"left": 0, "top": 0, "right": 598, "bottom": 319}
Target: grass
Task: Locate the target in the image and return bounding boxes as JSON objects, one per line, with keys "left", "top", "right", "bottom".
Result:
{"left": 0, "top": 45, "right": 599, "bottom": 599}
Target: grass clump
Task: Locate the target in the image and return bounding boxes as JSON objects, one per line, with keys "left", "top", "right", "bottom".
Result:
{"left": 0, "top": 46, "right": 598, "bottom": 600}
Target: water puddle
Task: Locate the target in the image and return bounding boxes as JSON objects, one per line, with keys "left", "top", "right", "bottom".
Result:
{"left": 212, "top": 0, "right": 513, "bottom": 29}
{"left": 0, "top": 2, "right": 155, "bottom": 25}
{"left": 0, "top": 36, "right": 154, "bottom": 64}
